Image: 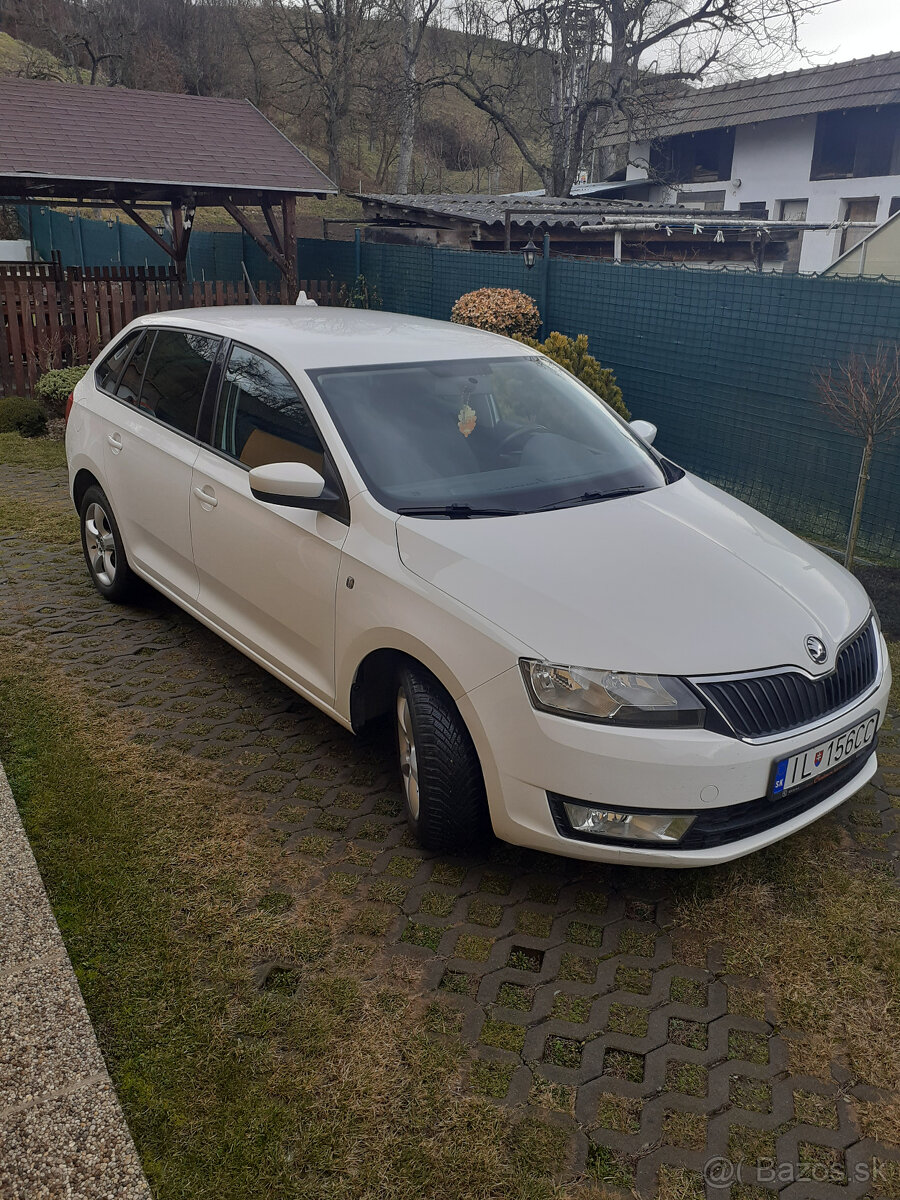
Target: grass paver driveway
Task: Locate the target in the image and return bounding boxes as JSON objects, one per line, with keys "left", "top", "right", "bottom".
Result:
{"left": 1, "top": 431, "right": 900, "bottom": 1200}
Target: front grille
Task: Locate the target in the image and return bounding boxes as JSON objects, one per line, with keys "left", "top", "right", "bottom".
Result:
{"left": 548, "top": 739, "right": 876, "bottom": 851}
{"left": 694, "top": 619, "right": 878, "bottom": 740}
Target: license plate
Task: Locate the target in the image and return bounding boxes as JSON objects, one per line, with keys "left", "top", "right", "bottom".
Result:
{"left": 772, "top": 712, "right": 878, "bottom": 797}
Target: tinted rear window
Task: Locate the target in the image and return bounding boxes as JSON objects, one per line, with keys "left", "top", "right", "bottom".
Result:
{"left": 137, "top": 330, "right": 219, "bottom": 437}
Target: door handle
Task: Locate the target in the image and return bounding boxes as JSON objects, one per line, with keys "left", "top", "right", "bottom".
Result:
{"left": 107, "top": 433, "right": 123, "bottom": 453}
{"left": 193, "top": 485, "right": 218, "bottom": 508}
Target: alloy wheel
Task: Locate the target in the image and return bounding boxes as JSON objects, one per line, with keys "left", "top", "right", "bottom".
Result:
{"left": 397, "top": 688, "right": 420, "bottom": 820}
{"left": 84, "top": 502, "right": 117, "bottom": 587}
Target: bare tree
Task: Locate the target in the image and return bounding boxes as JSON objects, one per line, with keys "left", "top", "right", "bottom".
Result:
{"left": 267, "top": 0, "right": 386, "bottom": 186}
{"left": 444, "top": 0, "right": 829, "bottom": 197}
{"left": 815, "top": 344, "right": 900, "bottom": 569}
{"left": 389, "top": 0, "right": 443, "bottom": 192}
{"left": 8, "top": 0, "right": 132, "bottom": 84}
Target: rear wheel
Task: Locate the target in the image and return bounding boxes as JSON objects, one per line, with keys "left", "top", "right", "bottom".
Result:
{"left": 79, "top": 485, "right": 137, "bottom": 603}
{"left": 396, "top": 662, "right": 490, "bottom": 853}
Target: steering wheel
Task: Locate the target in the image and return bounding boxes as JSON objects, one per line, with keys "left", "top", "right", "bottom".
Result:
{"left": 497, "top": 424, "right": 545, "bottom": 456}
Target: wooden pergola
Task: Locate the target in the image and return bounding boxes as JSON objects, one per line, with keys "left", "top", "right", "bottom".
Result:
{"left": 0, "top": 79, "right": 336, "bottom": 287}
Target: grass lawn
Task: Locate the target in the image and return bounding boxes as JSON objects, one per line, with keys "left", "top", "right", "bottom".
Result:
{"left": 0, "top": 660, "right": 576, "bottom": 1200}
{"left": 1, "top": 431, "right": 899, "bottom": 1198}
{"left": 0, "top": 430, "right": 68, "bottom": 470}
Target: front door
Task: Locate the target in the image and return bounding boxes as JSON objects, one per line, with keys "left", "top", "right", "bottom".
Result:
{"left": 190, "top": 343, "right": 347, "bottom": 705}
{"left": 102, "top": 327, "right": 220, "bottom": 601}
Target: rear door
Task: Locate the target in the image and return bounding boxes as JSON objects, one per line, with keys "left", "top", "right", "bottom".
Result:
{"left": 102, "top": 327, "right": 220, "bottom": 601}
{"left": 190, "top": 343, "right": 347, "bottom": 704}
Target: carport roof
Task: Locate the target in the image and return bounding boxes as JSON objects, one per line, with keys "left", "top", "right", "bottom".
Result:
{"left": 0, "top": 78, "right": 336, "bottom": 204}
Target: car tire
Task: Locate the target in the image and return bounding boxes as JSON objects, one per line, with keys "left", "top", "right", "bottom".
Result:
{"left": 395, "top": 662, "right": 490, "bottom": 853}
{"left": 79, "top": 485, "right": 138, "bottom": 603}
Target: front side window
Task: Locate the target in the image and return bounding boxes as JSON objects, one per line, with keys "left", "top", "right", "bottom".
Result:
{"left": 137, "top": 329, "right": 219, "bottom": 436}
{"left": 95, "top": 330, "right": 140, "bottom": 393}
{"left": 309, "top": 355, "right": 669, "bottom": 515}
{"left": 214, "top": 345, "right": 325, "bottom": 472}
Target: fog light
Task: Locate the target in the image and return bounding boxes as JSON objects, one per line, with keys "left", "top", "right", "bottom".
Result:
{"left": 562, "top": 802, "right": 695, "bottom": 844}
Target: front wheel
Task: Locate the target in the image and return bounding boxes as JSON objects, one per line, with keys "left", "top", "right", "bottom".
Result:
{"left": 79, "top": 485, "right": 138, "bottom": 603}
{"left": 396, "top": 663, "right": 490, "bottom": 853}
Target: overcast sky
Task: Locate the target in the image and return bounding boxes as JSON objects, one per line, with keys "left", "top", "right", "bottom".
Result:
{"left": 795, "top": 0, "right": 900, "bottom": 63}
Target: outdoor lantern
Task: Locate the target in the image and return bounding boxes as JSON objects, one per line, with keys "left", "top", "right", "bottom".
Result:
{"left": 522, "top": 237, "right": 538, "bottom": 269}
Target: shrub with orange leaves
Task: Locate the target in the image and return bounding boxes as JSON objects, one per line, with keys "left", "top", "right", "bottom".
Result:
{"left": 450, "top": 288, "right": 541, "bottom": 339}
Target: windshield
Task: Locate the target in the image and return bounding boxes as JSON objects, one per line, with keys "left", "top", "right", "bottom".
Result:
{"left": 308, "top": 355, "right": 669, "bottom": 515}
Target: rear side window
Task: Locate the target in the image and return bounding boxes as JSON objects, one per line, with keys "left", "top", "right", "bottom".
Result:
{"left": 116, "top": 330, "right": 154, "bottom": 404}
{"left": 213, "top": 345, "right": 325, "bottom": 472}
{"left": 138, "top": 330, "right": 220, "bottom": 437}
{"left": 95, "top": 331, "right": 140, "bottom": 393}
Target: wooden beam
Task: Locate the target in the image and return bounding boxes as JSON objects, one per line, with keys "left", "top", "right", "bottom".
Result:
{"left": 261, "top": 202, "right": 284, "bottom": 257}
{"left": 117, "top": 201, "right": 176, "bottom": 258}
{"left": 282, "top": 196, "right": 297, "bottom": 294}
{"left": 171, "top": 204, "right": 195, "bottom": 281}
{"left": 222, "top": 199, "right": 289, "bottom": 276}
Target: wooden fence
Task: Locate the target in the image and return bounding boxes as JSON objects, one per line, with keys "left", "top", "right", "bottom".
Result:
{"left": 0, "top": 260, "right": 341, "bottom": 397}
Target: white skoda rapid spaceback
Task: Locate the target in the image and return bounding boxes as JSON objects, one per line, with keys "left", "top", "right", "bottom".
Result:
{"left": 65, "top": 307, "right": 891, "bottom": 867}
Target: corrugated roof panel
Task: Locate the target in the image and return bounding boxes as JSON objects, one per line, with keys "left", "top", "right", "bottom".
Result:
{"left": 361, "top": 193, "right": 721, "bottom": 229}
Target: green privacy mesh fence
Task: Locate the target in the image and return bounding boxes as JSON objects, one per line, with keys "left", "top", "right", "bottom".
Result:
{"left": 19, "top": 206, "right": 900, "bottom": 562}
{"left": 354, "top": 246, "right": 900, "bottom": 564}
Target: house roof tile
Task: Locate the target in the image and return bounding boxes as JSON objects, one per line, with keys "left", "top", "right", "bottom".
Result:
{"left": 600, "top": 51, "right": 900, "bottom": 146}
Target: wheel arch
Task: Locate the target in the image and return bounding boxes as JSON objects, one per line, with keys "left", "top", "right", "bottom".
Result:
{"left": 347, "top": 641, "right": 470, "bottom": 735}
{"left": 72, "top": 467, "right": 102, "bottom": 514}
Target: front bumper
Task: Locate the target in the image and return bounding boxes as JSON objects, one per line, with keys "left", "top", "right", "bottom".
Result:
{"left": 459, "top": 640, "right": 892, "bottom": 868}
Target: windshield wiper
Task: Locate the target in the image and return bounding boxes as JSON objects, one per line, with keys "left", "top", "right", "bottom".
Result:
{"left": 539, "top": 485, "right": 652, "bottom": 511}
{"left": 396, "top": 503, "right": 521, "bottom": 518}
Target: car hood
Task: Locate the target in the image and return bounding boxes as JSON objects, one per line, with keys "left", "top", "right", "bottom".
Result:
{"left": 395, "top": 474, "right": 872, "bottom": 676}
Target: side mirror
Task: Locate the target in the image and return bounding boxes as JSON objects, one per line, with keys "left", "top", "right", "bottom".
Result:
{"left": 249, "top": 461, "right": 326, "bottom": 506}
{"left": 629, "top": 419, "right": 657, "bottom": 446}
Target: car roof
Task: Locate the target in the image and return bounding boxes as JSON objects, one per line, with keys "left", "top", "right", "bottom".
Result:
{"left": 129, "top": 306, "right": 533, "bottom": 370}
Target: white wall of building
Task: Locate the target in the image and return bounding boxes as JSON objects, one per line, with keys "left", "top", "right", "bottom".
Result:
{"left": 625, "top": 116, "right": 900, "bottom": 273}
{"left": 0, "top": 239, "right": 31, "bottom": 262}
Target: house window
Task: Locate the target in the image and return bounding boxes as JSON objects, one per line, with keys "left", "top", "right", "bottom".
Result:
{"left": 811, "top": 106, "right": 900, "bottom": 180}
{"left": 739, "top": 201, "right": 769, "bottom": 219}
{"left": 778, "top": 199, "right": 808, "bottom": 222}
{"left": 650, "top": 128, "right": 735, "bottom": 183}
{"left": 676, "top": 189, "right": 726, "bottom": 210}
{"left": 890, "top": 197, "right": 900, "bottom": 217}
{"left": 840, "top": 197, "right": 879, "bottom": 255}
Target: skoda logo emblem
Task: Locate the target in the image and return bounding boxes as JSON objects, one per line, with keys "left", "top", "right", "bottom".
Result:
{"left": 805, "top": 636, "right": 827, "bottom": 665}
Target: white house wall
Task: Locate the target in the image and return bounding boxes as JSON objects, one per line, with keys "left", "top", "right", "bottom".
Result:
{"left": 625, "top": 116, "right": 900, "bottom": 273}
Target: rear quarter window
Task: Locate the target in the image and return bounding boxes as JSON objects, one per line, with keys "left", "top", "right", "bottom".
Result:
{"left": 95, "top": 331, "right": 140, "bottom": 393}
{"left": 116, "top": 330, "right": 154, "bottom": 404}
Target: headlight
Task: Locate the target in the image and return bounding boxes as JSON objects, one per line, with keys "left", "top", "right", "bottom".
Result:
{"left": 520, "top": 660, "right": 705, "bottom": 727}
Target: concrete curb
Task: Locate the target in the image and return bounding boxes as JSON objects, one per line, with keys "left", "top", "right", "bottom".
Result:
{"left": 0, "top": 761, "right": 152, "bottom": 1199}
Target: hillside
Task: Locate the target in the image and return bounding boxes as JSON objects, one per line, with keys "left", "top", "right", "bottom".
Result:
{"left": 0, "top": 21, "right": 541, "bottom": 226}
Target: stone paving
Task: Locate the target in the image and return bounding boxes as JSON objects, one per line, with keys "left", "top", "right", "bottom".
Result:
{"left": 1, "top": 459, "right": 900, "bottom": 1200}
